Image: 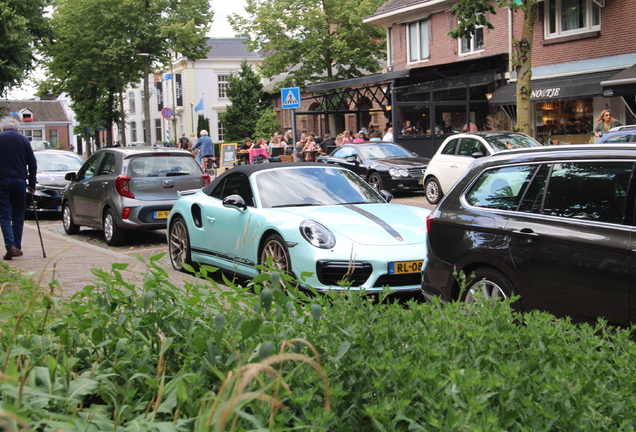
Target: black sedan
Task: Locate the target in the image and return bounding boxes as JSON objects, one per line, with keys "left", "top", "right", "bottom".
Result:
{"left": 318, "top": 141, "right": 430, "bottom": 192}
{"left": 27, "top": 150, "right": 85, "bottom": 214}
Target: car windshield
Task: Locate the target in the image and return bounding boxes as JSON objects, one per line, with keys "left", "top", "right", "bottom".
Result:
{"left": 485, "top": 134, "right": 541, "bottom": 152}
{"left": 256, "top": 167, "right": 385, "bottom": 208}
{"left": 357, "top": 143, "right": 412, "bottom": 159}
{"left": 35, "top": 153, "right": 84, "bottom": 171}
{"left": 126, "top": 155, "right": 200, "bottom": 178}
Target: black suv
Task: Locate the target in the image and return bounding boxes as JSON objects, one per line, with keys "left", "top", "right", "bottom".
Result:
{"left": 422, "top": 144, "right": 636, "bottom": 327}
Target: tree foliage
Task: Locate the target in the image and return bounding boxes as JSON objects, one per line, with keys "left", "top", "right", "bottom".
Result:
{"left": 229, "top": 0, "right": 386, "bottom": 89}
{"left": 0, "top": 0, "right": 52, "bottom": 96}
{"left": 254, "top": 109, "right": 282, "bottom": 141}
{"left": 448, "top": 0, "right": 537, "bottom": 134}
{"left": 220, "top": 61, "right": 269, "bottom": 142}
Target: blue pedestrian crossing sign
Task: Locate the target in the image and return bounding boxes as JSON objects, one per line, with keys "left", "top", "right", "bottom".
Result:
{"left": 281, "top": 87, "right": 301, "bottom": 109}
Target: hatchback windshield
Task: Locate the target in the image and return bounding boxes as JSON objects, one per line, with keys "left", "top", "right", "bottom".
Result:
{"left": 256, "top": 167, "right": 385, "bottom": 208}
{"left": 35, "top": 153, "right": 84, "bottom": 172}
{"left": 485, "top": 134, "right": 541, "bottom": 152}
{"left": 358, "top": 143, "right": 412, "bottom": 159}
{"left": 125, "top": 155, "right": 201, "bottom": 178}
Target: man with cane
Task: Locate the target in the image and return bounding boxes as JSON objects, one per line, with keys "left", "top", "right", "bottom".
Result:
{"left": 0, "top": 117, "right": 37, "bottom": 260}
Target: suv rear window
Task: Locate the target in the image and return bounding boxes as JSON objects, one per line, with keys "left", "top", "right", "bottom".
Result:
{"left": 126, "top": 155, "right": 200, "bottom": 178}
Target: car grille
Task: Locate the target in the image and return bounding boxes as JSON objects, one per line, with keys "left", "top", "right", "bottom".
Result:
{"left": 316, "top": 260, "right": 373, "bottom": 287}
{"left": 374, "top": 273, "right": 422, "bottom": 288}
{"left": 407, "top": 167, "right": 427, "bottom": 178}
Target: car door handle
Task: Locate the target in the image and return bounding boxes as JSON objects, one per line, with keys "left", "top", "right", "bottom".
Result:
{"left": 206, "top": 216, "right": 215, "bottom": 223}
{"left": 512, "top": 228, "right": 540, "bottom": 239}
{"left": 450, "top": 164, "right": 458, "bottom": 168}
{"left": 102, "top": 182, "right": 109, "bottom": 186}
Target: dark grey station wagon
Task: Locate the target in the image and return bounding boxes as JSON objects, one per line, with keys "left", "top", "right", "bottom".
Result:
{"left": 422, "top": 144, "right": 636, "bottom": 327}
{"left": 62, "top": 146, "right": 209, "bottom": 245}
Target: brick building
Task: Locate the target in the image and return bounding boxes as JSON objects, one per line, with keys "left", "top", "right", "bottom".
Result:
{"left": 0, "top": 100, "right": 73, "bottom": 148}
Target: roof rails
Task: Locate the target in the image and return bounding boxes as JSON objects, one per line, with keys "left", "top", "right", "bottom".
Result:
{"left": 609, "top": 125, "right": 636, "bottom": 132}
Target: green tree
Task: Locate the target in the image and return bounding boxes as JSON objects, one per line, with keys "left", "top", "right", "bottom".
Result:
{"left": 0, "top": 0, "right": 52, "bottom": 97}
{"left": 448, "top": 0, "right": 537, "bottom": 134}
{"left": 253, "top": 109, "right": 282, "bottom": 141}
{"left": 229, "top": 0, "right": 386, "bottom": 89}
{"left": 219, "top": 61, "right": 269, "bottom": 142}
{"left": 197, "top": 114, "right": 209, "bottom": 137}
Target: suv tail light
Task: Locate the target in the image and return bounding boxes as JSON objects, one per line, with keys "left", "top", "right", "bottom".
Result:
{"left": 115, "top": 175, "right": 134, "bottom": 198}
{"left": 202, "top": 173, "right": 211, "bottom": 185}
{"left": 426, "top": 213, "right": 434, "bottom": 233}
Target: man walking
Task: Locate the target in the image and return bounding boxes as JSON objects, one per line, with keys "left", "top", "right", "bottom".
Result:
{"left": 0, "top": 117, "right": 37, "bottom": 260}
{"left": 192, "top": 129, "right": 214, "bottom": 168}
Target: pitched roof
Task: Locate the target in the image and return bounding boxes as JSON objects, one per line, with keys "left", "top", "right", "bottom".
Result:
{"left": 372, "top": 0, "right": 427, "bottom": 16}
{"left": 205, "top": 38, "right": 262, "bottom": 59}
{"left": 0, "top": 100, "right": 71, "bottom": 122}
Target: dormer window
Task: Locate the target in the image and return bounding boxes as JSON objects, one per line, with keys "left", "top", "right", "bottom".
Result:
{"left": 19, "top": 108, "right": 34, "bottom": 122}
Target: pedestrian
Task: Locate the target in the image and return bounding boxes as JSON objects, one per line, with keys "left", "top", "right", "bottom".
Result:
{"left": 189, "top": 133, "right": 197, "bottom": 149}
{"left": 192, "top": 129, "right": 214, "bottom": 168}
{"left": 594, "top": 109, "right": 622, "bottom": 137}
{"left": 178, "top": 133, "right": 190, "bottom": 149}
{"left": 382, "top": 127, "right": 394, "bottom": 142}
{"left": 68, "top": 143, "right": 75, "bottom": 152}
{"left": 0, "top": 117, "right": 37, "bottom": 260}
{"left": 320, "top": 133, "right": 335, "bottom": 154}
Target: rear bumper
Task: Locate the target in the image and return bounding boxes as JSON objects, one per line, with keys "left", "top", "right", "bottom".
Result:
{"left": 421, "top": 254, "right": 455, "bottom": 302}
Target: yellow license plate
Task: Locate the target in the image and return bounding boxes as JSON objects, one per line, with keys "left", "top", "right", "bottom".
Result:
{"left": 154, "top": 210, "right": 171, "bottom": 219}
{"left": 389, "top": 260, "right": 423, "bottom": 275}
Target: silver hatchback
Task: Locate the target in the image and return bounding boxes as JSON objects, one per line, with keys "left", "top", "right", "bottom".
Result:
{"left": 62, "top": 147, "right": 209, "bottom": 245}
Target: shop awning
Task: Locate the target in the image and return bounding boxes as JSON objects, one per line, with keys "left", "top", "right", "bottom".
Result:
{"left": 601, "top": 64, "right": 636, "bottom": 97}
{"left": 306, "top": 69, "right": 410, "bottom": 92}
{"left": 490, "top": 71, "right": 620, "bottom": 105}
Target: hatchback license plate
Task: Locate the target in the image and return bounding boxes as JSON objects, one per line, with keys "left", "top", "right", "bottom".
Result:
{"left": 154, "top": 210, "right": 171, "bottom": 219}
{"left": 389, "top": 260, "right": 423, "bottom": 274}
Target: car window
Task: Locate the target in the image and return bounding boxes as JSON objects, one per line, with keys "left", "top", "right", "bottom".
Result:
{"left": 97, "top": 152, "right": 116, "bottom": 176}
{"left": 77, "top": 154, "right": 102, "bottom": 180}
{"left": 604, "top": 134, "right": 630, "bottom": 143}
{"left": 458, "top": 138, "right": 487, "bottom": 157}
{"left": 126, "top": 155, "right": 200, "bottom": 178}
{"left": 465, "top": 165, "right": 538, "bottom": 210}
{"left": 333, "top": 146, "right": 356, "bottom": 158}
{"left": 441, "top": 139, "right": 458, "bottom": 155}
{"left": 542, "top": 162, "right": 633, "bottom": 224}
{"left": 485, "top": 134, "right": 541, "bottom": 152}
{"left": 35, "top": 153, "right": 84, "bottom": 171}
{"left": 211, "top": 173, "right": 254, "bottom": 207}
{"left": 357, "top": 143, "right": 412, "bottom": 159}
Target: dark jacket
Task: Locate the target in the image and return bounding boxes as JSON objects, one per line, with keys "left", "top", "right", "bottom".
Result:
{"left": 0, "top": 129, "right": 37, "bottom": 188}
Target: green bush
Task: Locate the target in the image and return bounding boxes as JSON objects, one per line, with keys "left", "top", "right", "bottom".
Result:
{"left": 2, "top": 255, "right": 636, "bottom": 431}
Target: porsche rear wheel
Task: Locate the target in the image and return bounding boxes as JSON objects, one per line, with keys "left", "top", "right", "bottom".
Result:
{"left": 169, "top": 216, "right": 192, "bottom": 272}
{"left": 260, "top": 234, "right": 291, "bottom": 287}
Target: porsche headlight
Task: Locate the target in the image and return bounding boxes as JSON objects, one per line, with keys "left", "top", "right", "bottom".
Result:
{"left": 299, "top": 220, "right": 336, "bottom": 249}
{"left": 389, "top": 168, "right": 409, "bottom": 178}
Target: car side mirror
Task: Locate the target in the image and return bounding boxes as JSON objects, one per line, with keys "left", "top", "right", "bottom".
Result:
{"left": 346, "top": 155, "right": 358, "bottom": 163}
{"left": 223, "top": 194, "right": 248, "bottom": 212}
{"left": 65, "top": 172, "right": 77, "bottom": 181}
{"left": 379, "top": 190, "right": 393, "bottom": 203}
{"left": 472, "top": 152, "right": 485, "bottom": 159}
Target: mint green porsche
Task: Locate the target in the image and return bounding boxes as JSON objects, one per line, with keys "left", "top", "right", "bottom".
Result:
{"left": 167, "top": 163, "right": 430, "bottom": 292}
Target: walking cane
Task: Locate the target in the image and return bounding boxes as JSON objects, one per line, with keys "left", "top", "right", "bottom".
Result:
{"left": 30, "top": 193, "right": 46, "bottom": 258}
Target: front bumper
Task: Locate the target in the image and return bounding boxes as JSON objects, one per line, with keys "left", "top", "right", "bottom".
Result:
{"left": 383, "top": 176, "right": 425, "bottom": 191}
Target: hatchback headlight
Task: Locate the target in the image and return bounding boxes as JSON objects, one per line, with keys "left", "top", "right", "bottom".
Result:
{"left": 389, "top": 168, "right": 409, "bottom": 178}
{"left": 299, "top": 220, "right": 336, "bottom": 249}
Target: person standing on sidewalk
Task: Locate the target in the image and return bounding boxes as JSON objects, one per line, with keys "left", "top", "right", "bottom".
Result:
{"left": 0, "top": 117, "right": 37, "bottom": 260}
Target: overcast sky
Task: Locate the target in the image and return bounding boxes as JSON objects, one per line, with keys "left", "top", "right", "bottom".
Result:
{"left": 7, "top": 0, "right": 247, "bottom": 99}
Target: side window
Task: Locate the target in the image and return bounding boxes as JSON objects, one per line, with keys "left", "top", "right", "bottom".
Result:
{"left": 441, "top": 139, "right": 458, "bottom": 155}
{"left": 333, "top": 147, "right": 356, "bottom": 159}
{"left": 458, "top": 138, "right": 487, "bottom": 157}
{"left": 211, "top": 173, "right": 254, "bottom": 207}
{"left": 77, "top": 154, "right": 102, "bottom": 180}
{"left": 605, "top": 135, "right": 629, "bottom": 143}
{"left": 97, "top": 152, "right": 116, "bottom": 176}
{"left": 465, "top": 165, "right": 538, "bottom": 210}
{"left": 542, "top": 162, "right": 634, "bottom": 224}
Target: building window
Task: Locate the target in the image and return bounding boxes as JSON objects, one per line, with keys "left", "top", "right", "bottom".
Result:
{"left": 408, "top": 20, "right": 429, "bottom": 63}
{"left": 131, "top": 121, "right": 137, "bottom": 142}
{"left": 218, "top": 75, "right": 229, "bottom": 98}
{"left": 218, "top": 121, "right": 225, "bottom": 142}
{"left": 460, "top": 24, "right": 484, "bottom": 54}
{"left": 387, "top": 27, "right": 394, "bottom": 66}
{"left": 50, "top": 130, "right": 58, "bottom": 145}
{"left": 546, "top": 0, "right": 600, "bottom": 38}
{"left": 155, "top": 119, "right": 162, "bottom": 144}
{"left": 129, "top": 92, "right": 136, "bottom": 113}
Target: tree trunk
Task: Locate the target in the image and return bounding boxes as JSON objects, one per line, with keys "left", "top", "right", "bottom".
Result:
{"left": 515, "top": 1, "right": 537, "bottom": 135}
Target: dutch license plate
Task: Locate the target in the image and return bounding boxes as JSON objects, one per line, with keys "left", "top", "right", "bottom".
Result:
{"left": 389, "top": 260, "right": 423, "bottom": 275}
{"left": 418, "top": 178, "right": 424, "bottom": 185}
{"left": 57, "top": 206, "right": 61, "bottom": 212}
{"left": 154, "top": 210, "right": 171, "bottom": 219}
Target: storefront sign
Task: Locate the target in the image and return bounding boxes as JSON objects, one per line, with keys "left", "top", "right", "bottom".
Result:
{"left": 531, "top": 88, "right": 562, "bottom": 99}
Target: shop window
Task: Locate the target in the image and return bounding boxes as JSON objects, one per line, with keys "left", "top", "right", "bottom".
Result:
{"left": 535, "top": 98, "right": 594, "bottom": 143}
{"left": 129, "top": 92, "right": 136, "bottom": 113}
{"left": 546, "top": 0, "right": 600, "bottom": 38}
{"left": 218, "top": 75, "right": 229, "bottom": 99}
{"left": 460, "top": 25, "right": 484, "bottom": 54}
{"left": 397, "top": 106, "right": 431, "bottom": 135}
{"left": 131, "top": 121, "right": 137, "bottom": 142}
{"left": 408, "top": 20, "right": 429, "bottom": 63}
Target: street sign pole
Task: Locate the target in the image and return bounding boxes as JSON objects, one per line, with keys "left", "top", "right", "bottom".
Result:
{"left": 291, "top": 109, "right": 297, "bottom": 162}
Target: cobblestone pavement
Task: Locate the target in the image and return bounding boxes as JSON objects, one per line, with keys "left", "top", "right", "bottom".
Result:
{"left": 7, "top": 192, "right": 434, "bottom": 297}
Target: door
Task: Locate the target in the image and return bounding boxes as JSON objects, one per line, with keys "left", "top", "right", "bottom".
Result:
{"left": 448, "top": 138, "right": 488, "bottom": 190}
{"left": 70, "top": 153, "right": 103, "bottom": 223}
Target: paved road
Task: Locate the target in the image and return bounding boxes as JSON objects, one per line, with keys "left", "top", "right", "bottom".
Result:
{"left": 8, "top": 192, "right": 434, "bottom": 297}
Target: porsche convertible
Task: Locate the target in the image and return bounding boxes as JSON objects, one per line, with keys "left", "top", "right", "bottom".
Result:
{"left": 167, "top": 163, "right": 430, "bottom": 291}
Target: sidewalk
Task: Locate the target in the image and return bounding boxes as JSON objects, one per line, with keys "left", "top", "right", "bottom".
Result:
{"left": 5, "top": 223, "right": 199, "bottom": 297}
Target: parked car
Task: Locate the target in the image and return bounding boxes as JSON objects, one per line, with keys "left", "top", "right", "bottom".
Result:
{"left": 597, "top": 125, "right": 636, "bottom": 143}
{"left": 423, "top": 132, "right": 542, "bottom": 204}
{"left": 167, "top": 163, "right": 430, "bottom": 291}
{"left": 62, "top": 147, "right": 209, "bottom": 245}
{"left": 27, "top": 150, "right": 85, "bottom": 214}
{"left": 318, "top": 141, "right": 430, "bottom": 192}
{"left": 422, "top": 144, "right": 636, "bottom": 327}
